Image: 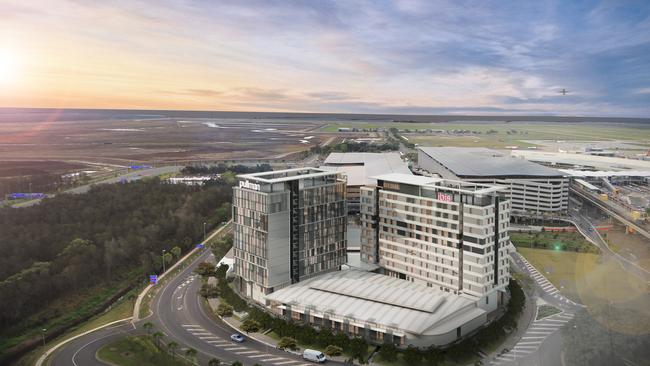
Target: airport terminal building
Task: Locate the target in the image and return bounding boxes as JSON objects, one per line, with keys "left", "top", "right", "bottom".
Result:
{"left": 232, "top": 168, "right": 348, "bottom": 303}
{"left": 418, "top": 147, "right": 569, "bottom": 216}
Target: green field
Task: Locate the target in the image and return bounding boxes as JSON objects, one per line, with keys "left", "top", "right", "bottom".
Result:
{"left": 510, "top": 231, "right": 600, "bottom": 254}
{"left": 97, "top": 335, "right": 193, "bottom": 366}
{"left": 321, "top": 121, "right": 650, "bottom": 143}
{"left": 518, "top": 248, "right": 650, "bottom": 335}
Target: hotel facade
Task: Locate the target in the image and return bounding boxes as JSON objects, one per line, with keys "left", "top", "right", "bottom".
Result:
{"left": 360, "top": 174, "right": 511, "bottom": 303}
{"left": 232, "top": 168, "right": 347, "bottom": 303}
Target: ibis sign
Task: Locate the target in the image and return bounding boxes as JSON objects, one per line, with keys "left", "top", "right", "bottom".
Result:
{"left": 239, "top": 180, "right": 261, "bottom": 191}
{"left": 437, "top": 192, "right": 453, "bottom": 202}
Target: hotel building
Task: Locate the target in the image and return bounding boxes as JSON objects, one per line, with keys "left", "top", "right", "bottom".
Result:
{"left": 360, "top": 174, "right": 511, "bottom": 302}
{"left": 232, "top": 168, "right": 347, "bottom": 303}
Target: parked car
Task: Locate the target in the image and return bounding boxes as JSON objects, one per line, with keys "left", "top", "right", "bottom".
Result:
{"left": 303, "top": 349, "right": 327, "bottom": 363}
{"left": 230, "top": 333, "right": 245, "bottom": 343}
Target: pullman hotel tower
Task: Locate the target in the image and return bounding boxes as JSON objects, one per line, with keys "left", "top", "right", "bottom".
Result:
{"left": 232, "top": 168, "right": 347, "bottom": 303}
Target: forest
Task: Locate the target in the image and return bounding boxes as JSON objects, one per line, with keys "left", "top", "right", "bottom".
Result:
{"left": 0, "top": 177, "right": 232, "bottom": 360}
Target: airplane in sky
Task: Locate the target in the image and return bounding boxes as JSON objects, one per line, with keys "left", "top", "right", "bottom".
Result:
{"left": 560, "top": 88, "right": 568, "bottom": 95}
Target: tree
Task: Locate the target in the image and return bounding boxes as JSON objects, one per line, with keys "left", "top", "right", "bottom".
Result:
{"left": 325, "top": 345, "right": 343, "bottom": 357}
{"left": 167, "top": 341, "right": 178, "bottom": 358}
{"left": 185, "top": 347, "right": 197, "bottom": 361}
{"left": 143, "top": 321, "right": 153, "bottom": 335}
{"left": 171, "top": 246, "right": 182, "bottom": 259}
{"left": 208, "top": 358, "right": 221, "bottom": 366}
{"left": 278, "top": 337, "right": 298, "bottom": 351}
{"left": 200, "top": 283, "right": 220, "bottom": 298}
{"left": 378, "top": 343, "right": 398, "bottom": 362}
{"left": 349, "top": 337, "right": 368, "bottom": 363}
{"left": 195, "top": 261, "right": 216, "bottom": 276}
{"left": 232, "top": 362, "right": 243, "bottom": 366}
{"left": 241, "top": 318, "right": 261, "bottom": 333}
{"left": 403, "top": 345, "right": 422, "bottom": 365}
{"left": 216, "top": 303, "right": 233, "bottom": 317}
{"left": 422, "top": 345, "right": 443, "bottom": 365}
{"left": 152, "top": 331, "right": 164, "bottom": 349}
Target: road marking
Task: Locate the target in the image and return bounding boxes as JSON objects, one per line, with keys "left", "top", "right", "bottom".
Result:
{"left": 236, "top": 350, "right": 260, "bottom": 355}
{"left": 198, "top": 336, "right": 221, "bottom": 339}
{"left": 525, "top": 331, "right": 554, "bottom": 335}
{"left": 182, "top": 324, "right": 202, "bottom": 328}
{"left": 207, "top": 340, "right": 229, "bottom": 344}
{"left": 249, "top": 354, "right": 274, "bottom": 358}
{"left": 273, "top": 360, "right": 300, "bottom": 365}
{"left": 224, "top": 346, "right": 248, "bottom": 351}
{"left": 521, "top": 336, "right": 546, "bottom": 340}
{"left": 517, "top": 341, "right": 542, "bottom": 345}
{"left": 262, "top": 357, "right": 286, "bottom": 362}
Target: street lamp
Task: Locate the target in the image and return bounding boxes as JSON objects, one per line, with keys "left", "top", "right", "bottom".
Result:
{"left": 42, "top": 328, "right": 46, "bottom": 348}
{"left": 162, "top": 249, "right": 166, "bottom": 273}
{"left": 203, "top": 222, "right": 207, "bottom": 242}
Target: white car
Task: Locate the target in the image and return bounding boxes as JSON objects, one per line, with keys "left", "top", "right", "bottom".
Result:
{"left": 230, "top": 333, "right": 245, "bottom": 343}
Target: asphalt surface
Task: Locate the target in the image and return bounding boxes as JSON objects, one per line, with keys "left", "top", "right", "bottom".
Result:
{"left": 50, "top": 242, "right": 343, "bottom": 366}
{"left": 11, "top": 166, "right": 182, "bottom": 208}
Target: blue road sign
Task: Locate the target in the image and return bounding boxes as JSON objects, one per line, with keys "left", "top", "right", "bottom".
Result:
{"left": 196, "top": 243, "right": 205, "bottom": 249}
{"left": 149, "top": 275, "right": 158, "bottom": 284}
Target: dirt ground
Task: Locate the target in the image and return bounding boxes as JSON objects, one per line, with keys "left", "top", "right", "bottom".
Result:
{"left": 0, "top": 117, "right": 337, "bottom": 166}
{"left": 603, "top": 223, "right": 650, "bottom": 272}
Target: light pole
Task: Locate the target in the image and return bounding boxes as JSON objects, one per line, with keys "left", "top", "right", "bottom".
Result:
{"left": 162, "top": 249, "right": 166, "bottom": 273}
{"left": 42, "top": 328, "right": 46, "bottom": 348}
{"left": 203, "top": 222, "right": 207, "bottom": 242}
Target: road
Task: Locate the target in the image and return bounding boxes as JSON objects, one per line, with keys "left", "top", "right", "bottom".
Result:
{"left": 49, "top": 232, "right": 341, "bottom": 366}
{"left": 11, "top": 166, "right": 182, "bottom": 208}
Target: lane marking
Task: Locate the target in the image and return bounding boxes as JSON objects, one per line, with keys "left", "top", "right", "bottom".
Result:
{"left": 273, "top": 361, "right": 300, "bottom": 365}
{"left": 224, "top": 346, "right": 248, "bottom": 351}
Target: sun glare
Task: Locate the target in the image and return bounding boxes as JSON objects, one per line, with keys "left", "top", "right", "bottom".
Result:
{"left": 0, "top": 47, "right": 19, "bottom": 85}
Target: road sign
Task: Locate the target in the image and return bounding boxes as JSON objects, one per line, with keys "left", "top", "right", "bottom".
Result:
{"left": 196, "top": 243, "right": 205, "bottom": 249}
{"left": 149, "top": 275, "right": 158, "bottom": 284}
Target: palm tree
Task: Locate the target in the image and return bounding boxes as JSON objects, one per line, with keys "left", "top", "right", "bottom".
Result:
{"left": 208, "top": 358, "right": 221, "bottom": 366}
{"left": 185, "top": 347, "right": 197, "bottom": 362}
{"left": 167, "top": 341, "right": 178, "bottom": 358}
{"left": 142, "top": 321, "right": 153, "bottom": 335}
{"left": 152, "top": 331, "right": 164, "bottom": 349}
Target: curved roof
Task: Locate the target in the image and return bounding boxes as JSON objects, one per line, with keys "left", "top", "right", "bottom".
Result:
{"left": 265, "top": 269, "right": 485, "bottom": 336}
{"left": 420, "top": 147, "right": 564, "bottom": 178}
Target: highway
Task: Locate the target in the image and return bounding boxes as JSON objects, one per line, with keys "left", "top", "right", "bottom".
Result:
{"left": 48, "top": 230, "right": 341, "bottom": 366}
{"left": 11, "top": 166, "right": 182, "bottom": 208}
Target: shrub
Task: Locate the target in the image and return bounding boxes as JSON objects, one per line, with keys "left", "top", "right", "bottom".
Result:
{"left": 278, "top": 337, "right": 298, "bottom": 351}
{"left": 241, "top": 318, "right": 261, "bottom": 333}
{"left": 216, "top": 303, "right": 233, "bottom": 317}
{"left": 325, "top": 345, "right": 343, "bottom": 357}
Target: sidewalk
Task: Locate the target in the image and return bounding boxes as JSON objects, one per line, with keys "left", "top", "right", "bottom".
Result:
{"left": 483, "top": 267, "right": 537, "bottom": 364}
{"left": 205, "top": 295, "right": 351, "bottom": 364}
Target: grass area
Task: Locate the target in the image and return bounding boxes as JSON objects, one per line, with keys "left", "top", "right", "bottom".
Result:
{"left": 97, "top": 335, "right": 193, "bottom": 366}
{"left": 603, "top": 226, "right": 650, "bottom": 271}
{"left": 0, "top": 270, "right": 140, "bottom": 362}
{"left": 13, "top": 288, "right": 139, "bottom": 366}
{"left": 320, "top": 121, "right": 650, "bottom": 141}
{"left": 408, "top": 134, "right": 538, "bottom": 149}
{"left": 536, "top": 305, "right": 561, "bottom": 320}
{"left": 510, "top": 231, "right": 600, "bottom": 254}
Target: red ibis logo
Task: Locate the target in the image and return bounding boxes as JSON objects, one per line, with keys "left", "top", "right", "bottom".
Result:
{"left": 437, "top": 192, "right": 452, "bottom": 202}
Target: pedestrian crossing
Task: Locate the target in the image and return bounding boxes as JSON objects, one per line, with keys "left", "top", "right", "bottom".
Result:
{"left": 490, "top": 311, "right": 574, "bottom": 365}
{"left": 180, "top": 324, "right": 312, "bottom": 365}
{"left": 513, "top": 253, "right": 581, "bottom": 307}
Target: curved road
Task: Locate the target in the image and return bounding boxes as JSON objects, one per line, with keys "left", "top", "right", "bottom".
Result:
{"left": 50, "top": 246, "right": 340, "bottom": 366}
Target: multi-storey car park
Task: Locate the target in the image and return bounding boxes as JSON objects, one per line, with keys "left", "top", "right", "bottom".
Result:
{"left": 418, "top": 147, "right": 569, "bottom": 216}
{"left": 232, "top": 168, "right": 348, "bottom": 303}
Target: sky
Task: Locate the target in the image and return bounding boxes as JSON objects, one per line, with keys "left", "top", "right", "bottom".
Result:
{"left": 0, "top": 0, "right": 649, "bottom": 117}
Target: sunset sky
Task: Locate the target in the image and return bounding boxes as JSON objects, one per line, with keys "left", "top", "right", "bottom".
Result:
{"left": 1, "top": 0, "right": 649, "bottom": 116}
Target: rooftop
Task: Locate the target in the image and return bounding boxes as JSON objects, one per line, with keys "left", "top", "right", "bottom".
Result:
{"left": 512, "top": 150, "right": 650, "bottom": 171}
{"left": 320, "top": 152, "right": 412, "bottom": 186}
{"left": 265, "top": 269, "right": 484, "bottom": 336}
{"left": 419, "top": 147, "right": 565, "bottom": 178}
{"left": 372, "top": 173, "right": 505, "bottom": 195}
{"left": 238, "top": 167, "right": 342, "bottom": 183}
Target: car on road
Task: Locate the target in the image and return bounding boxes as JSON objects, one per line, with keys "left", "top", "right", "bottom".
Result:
{"left": 231, "top": 333, "right": 245, "bottom": 343}
{"left": 303, "top": 349, "right": 327, "bottom": 363}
